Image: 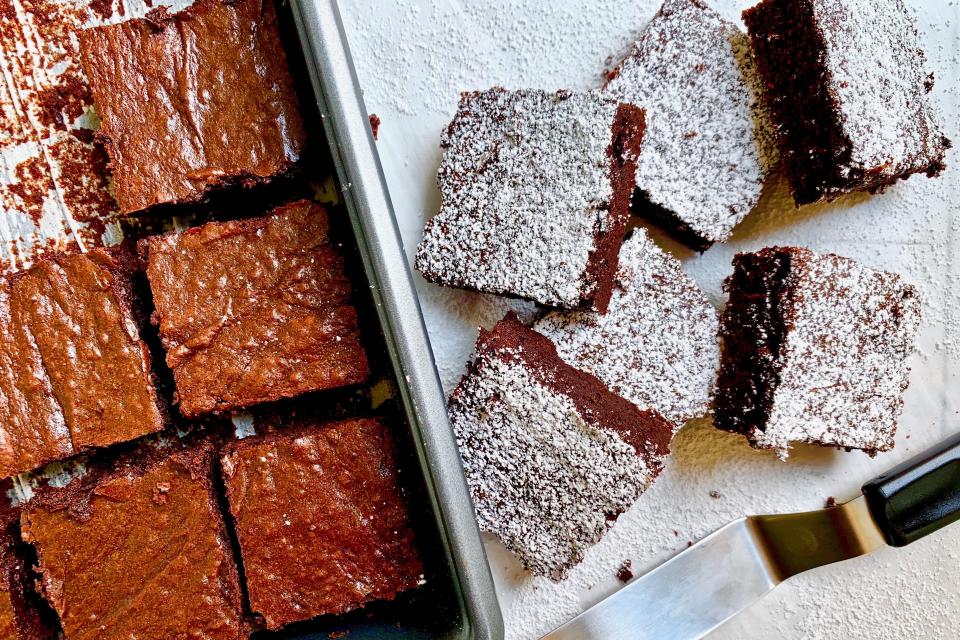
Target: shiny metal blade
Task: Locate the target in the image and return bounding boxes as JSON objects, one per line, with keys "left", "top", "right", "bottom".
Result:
{"left": 543, "top": 496, "right": 886, "bottom": 640}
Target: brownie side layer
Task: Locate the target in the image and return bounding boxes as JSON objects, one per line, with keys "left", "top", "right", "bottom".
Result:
{"left": 585, "top": 103, "right": 646, "bottom": 313}
{"left": 714, "top": 248, "right": 793, "bottom": 436}
{"left": 480, "top": 313, "right": 674, "bottom": 460}
{"left": 743, "top": 0, "right": 849, "bottom": 205}
{"left": 630, "top": 189, "right": 714, "bottom": 253}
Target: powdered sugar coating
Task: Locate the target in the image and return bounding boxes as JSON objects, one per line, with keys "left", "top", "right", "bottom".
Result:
{"left": 604, "top": 0, "right": 777, "bottom": 246}
{"left": 449, "top": 319, "right": 666, "bottom": 580}
{"left": 415, "top": 89, "right": 626, "bottom": 309}
{"left": 535, "top": 230, "right": 719, "bottom": 426}
{"left": 733, "top": 248, "right": 922, "bottom": 458}
{"left": 814, "top": 0, "right": 945, "bottom": 179}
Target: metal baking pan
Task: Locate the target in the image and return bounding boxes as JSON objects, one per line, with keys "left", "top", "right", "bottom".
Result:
{"left": 284, "top": 1, "right": 504, "bottom": 638}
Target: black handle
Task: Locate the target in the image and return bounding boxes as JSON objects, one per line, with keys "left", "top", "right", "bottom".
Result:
{"left": 863, "top": 431, "right": 960, "bottom": 547}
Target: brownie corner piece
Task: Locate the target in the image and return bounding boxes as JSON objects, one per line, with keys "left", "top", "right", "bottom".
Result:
{"left": 604, "top": 0, "right": 777, "bottom": 249}
{"left": 415, "top": 88, "right": 645, "bottom": 312}
{"left": 21, "top": 442, "right": 245, "bottom": 639}
{"left": 143, "top": 200, "right": 369, "bottom": 417}
{"left": 743, "top": 0, "right": 948, "bottom": 205}
{"left": 715, "top": 246, "right": 922, "bottom": 458}
{"left": 220, "top": 417, "right": 423, "bottom": 629}
{"left": 449, "top": 312, "right": 673, "bottom": 580}
{"left": 78, "top": 0, "right": 306, "bottom": 213}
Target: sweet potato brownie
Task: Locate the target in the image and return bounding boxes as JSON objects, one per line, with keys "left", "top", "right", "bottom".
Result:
{"left": 743, "top": 0, "right": 948, "bottom": 205}
{"left": 0, "top": 248, "right": 164, "bottom": 478}
{"left": 221, "top": 418, "right": 424, "bottom": 629}
{"left": 142, "top": 200, "right": 369, "bottom": 417}
{"left": 535, "top": 230, "right": 719, "bottom": 427}
{"left": 449, "top": 313, "right": 673, "bottom": 580}
{"left": 715, "top": 247, "right": 922, "bottom": 458}
{"left": 21, "top": 443, "right": 245, "bottom": 640}
{"left": 78, "top": 0, "right": 307, "bottom": 214}
{"left": 604, "top": 0, "right": 777, "bottom": 249}
{"left": 416, "top": 89, "right": 645, "bottom": 312}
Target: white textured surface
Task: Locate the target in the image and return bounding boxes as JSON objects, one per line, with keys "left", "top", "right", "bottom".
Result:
{"left": 536, "top": 229, "right": 719, "bottom": 426}
{"left": 341, "top": 0, "right": 960, "bottom": 638}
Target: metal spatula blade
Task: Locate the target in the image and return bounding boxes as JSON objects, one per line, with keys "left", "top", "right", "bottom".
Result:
{"left": 544, "top": 431, "right": 960, "bottom": 640}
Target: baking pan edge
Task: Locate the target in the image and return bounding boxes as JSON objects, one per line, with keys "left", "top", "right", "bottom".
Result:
{"left": 286, "top": 1, "right": 505, "bottom": 639}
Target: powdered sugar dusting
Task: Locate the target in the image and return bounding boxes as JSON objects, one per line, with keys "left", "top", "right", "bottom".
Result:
{"left": 604, "top": 0, "right": 777, "bottom": 245}
{"left": 415, "top": 88, "right": 623, "bottom": 309}
{"left": 815, "top": 0, "right": 946, "bottom": 178}
{"left": 450, "top": 341, "right": 658, "bottom": 581}
{"left": 757, "top": 248, "right": 923, "bottom": 457}
{"left": 535, "top": 229, "right": 719, "bottom": 426}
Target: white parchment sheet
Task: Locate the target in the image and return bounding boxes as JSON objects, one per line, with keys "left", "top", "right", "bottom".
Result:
{"left": 342, "top": 0, "right": 960, "bottom": 637}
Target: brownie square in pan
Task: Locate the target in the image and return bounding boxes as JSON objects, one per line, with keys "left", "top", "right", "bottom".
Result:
{"left": 221, "top": 418, "right": 424, "bottom": 630}
{"left": 715, "top": 246, "right": 922, "bottom": 458}
{"left": 78, "top": 0, "right": 307, "bottom": 213}
{"left": 0, "top": 248, "right": 164, "bottom": 479}
{"left": 449, "top": 313, "right": 674, "bottom": 580}
{"left": 142, "top": 200, "right": 370, "bottom": 417}
{"left": 21, "top": 443, "right": 245, "bottom": 640}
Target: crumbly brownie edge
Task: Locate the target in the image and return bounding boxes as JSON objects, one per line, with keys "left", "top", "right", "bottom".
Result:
{"left": 583, "top": 104, "right": 645, "bottom": 313}
{"left": 743, "top": 0, "right": 851, "bottom": 205}
{"left": 714, "top": 248, "right": 795, "bottom": 440}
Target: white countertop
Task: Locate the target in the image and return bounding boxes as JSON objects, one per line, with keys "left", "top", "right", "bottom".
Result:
{"left": 341, "top": 1, "right": 960, "bottom": 637}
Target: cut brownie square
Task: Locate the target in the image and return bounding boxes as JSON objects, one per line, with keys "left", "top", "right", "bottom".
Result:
{"left": 715, "top": 247, "right": 922, "bottom": 458}
{"left": 450, "top": 313, "right": 673, "bottom": 580}
{"left": 605, "top": 0, "right": 777, "bottom": 249}
{"left": 221, "top": 418, "right": 424, "bottom": 629}
{"left": 141, "top": 200, "right": 369, "bottom": 417}
{"left": 743, "top": 0, "right": 948, "bottom": 205}
{"left": 78, "top": 0, "right": 307, "bottom": 214}
{"left": 0, "top": 248, "right": 164, "bottom": 478}
{"left": 21, "top": 443, "right": 245, "bottom": 640}
{"left": 416, "top": 89, "right": 645, "bottom": 312}
{"left": 535, "top": 230, "right": 719, "bottom": 427}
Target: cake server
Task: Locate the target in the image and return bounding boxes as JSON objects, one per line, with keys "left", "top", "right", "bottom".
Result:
{"left": 543, "top": 431, "right": 960, "bottom": 640}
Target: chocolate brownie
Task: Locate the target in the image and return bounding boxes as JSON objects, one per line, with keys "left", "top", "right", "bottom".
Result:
{"left": 743, "top": 0, "right": 948, "bottom": 205}
{"left": 78, "top": 0, "right": 306, "bottom": 214}
{"left": 221, "top": 418, "right": 424, "bottom": 629}
{"left": 535, "top": 230, "right": 719, "bottom": 427}
{"left": 141, "top": 200, "right": 369, "bottom": 417}
{"left": 0, "top": 248, "right": 164, "bottom": 478}
{"left": 21, "top": 442, "right": 245, "bottom": 640}
{"left": 605, "top": 0, "right": 777, "bottom": 249}
{"left": 0, "top": 490, "right": 52, "bottom": 640}
{"left": 715, "top": 247, "right": 922, "bottom": 458}
{"left": 449, "top": 313, "right": 673, "bottom": 580}
{"left": 416, "top": 89, "right": 645, "bottom": 312}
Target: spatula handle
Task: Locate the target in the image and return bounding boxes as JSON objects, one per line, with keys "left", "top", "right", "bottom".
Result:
{"left": 862, "top": 431, "right": 960, "bottom": 547}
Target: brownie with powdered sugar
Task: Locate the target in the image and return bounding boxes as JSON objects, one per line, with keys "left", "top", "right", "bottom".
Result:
{"left": 715, "top": 247, "right": 922, "bottom": 458}
{"left": 604, "top": 0, "right": 777, "bottom": 250}
{"left": 535, "top": 229, "right": 719, "bottom": 427}
{"left": 449, "top": 313, "right": 673, "bottom": 580}
{"left": 743, "top": 0, "right": 948, "bottom": 205}
{"left": 416, "top": 89, "right": 645, "bottom": 312}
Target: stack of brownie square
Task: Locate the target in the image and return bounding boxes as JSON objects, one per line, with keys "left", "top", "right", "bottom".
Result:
{"left": 0, "top": 0, "right": 426, "bottom": 637}
{"left": 414, "top": 0, "right": 938, "bottom": 580}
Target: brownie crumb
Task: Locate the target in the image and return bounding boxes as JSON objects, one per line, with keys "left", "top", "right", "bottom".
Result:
{"left": 369, "top": 113, "right": 381, "bottom": 140}
{"left": 616, "top": 560, "right": 633, "bottom": 583}
{"left": 709, "top": 490, "right": 721, "bottom": 499}
{"left": 825, "top": 496, "right": 837, "bottom": 509}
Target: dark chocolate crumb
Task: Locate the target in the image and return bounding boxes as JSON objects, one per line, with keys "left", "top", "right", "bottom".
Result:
{"left": 709, "top": 490, "right": 721, "bottom": 499}
{"left": 369, "top": 113, "right": 381, "bottom": 140}
{"left": 825, "top": 496, "right": 837, "bottom": 509}
{"left": 616, "top": 560, "right": 633, "bottom": 583}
